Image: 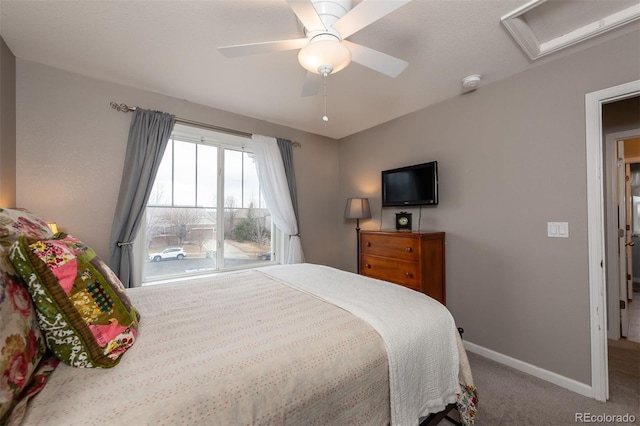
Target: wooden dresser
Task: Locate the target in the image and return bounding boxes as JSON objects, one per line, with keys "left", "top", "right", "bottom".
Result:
{"left": 359, "top": 230, "right": 446, "bottom": 305}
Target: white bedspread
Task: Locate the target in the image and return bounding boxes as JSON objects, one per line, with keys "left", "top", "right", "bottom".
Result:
{"left": 21, "top": 268, "right": 391, "bottom": 426}
{"left": 21, "top": 263, "right": 464, "bottom": 426}
{"left": 260, "top": 263, "right": 461, "bottom": 426}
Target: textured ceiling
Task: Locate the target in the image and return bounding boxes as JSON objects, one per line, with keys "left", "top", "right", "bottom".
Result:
{"left": 1, "top": 0, "right": 638, "bottom": 139}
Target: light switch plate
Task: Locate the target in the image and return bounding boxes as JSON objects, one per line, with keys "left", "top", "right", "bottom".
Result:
{"left": 548, "top": 222, "right": 569, "bottom": 238}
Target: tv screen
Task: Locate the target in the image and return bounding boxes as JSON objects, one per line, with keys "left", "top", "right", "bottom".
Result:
{"left": 382, "top": 161, "right": 438, "bottom": 207}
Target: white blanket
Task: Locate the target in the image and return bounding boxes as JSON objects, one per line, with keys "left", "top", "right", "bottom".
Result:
{"left": 260, "top": 263, "right": 461, "bottom": 426}
{"left": 22, "top": 268, "right": 392, "bottom": 426}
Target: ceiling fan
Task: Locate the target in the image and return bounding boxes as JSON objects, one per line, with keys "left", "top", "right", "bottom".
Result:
{"left": 218, "top": 0, "right": 412, "bottom": 96}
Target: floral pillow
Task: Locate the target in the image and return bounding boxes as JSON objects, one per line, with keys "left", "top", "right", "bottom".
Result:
{"left": 0, "top": 208, "right": 53, "bottom": 249}
{"left": 0, "top": 246, "right": 47, "bottom": 424}
{"left": 9, "top": 233, "right": 139, "bottom": 368}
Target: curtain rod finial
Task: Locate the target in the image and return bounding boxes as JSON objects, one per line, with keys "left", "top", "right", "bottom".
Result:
{"left": 110, "top": 102, "right": 135, "bottom": 113}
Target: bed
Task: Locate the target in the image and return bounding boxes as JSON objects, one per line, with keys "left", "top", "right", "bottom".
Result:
{"left": 0, "top": 209, "right": 477, "bottom": 426}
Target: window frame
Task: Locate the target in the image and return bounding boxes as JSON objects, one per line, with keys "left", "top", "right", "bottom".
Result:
{"left": 138, "top": 124, "right": 279, "bottom": 285}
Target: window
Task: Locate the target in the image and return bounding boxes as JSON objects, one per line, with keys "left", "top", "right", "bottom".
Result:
{"left": 142, "top": 124, "right": 275, "bottom": 283}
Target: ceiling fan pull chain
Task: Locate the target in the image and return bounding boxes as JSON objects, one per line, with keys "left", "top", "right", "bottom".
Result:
{"left": 322, "top": 70, "right": 329, "bottom": 123}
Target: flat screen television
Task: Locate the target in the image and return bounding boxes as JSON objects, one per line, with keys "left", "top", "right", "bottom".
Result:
{"left": 381, "top": 161, "right": 438, "bottom": 207}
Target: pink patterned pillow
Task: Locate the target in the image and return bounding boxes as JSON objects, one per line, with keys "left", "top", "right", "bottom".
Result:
{"left": 0, "top": 246, "right": 48, "bottom": 424}
{"left": 0, "top": 208, "right": 53, "bottom": 249}
{"left": 10, "top": 234, "right": 139, "bottom": 368}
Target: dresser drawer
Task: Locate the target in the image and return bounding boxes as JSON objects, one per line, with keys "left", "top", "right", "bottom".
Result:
{"left": 360, "top": 255, "right": 421, "bottom": 292}
{"left": 360, "top": 233, "right": 419, "bottom": 262}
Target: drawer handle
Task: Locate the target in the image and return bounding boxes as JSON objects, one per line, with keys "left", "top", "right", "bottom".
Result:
{"left": 366, "top": 264, "right": 372, "bottom": 269}
{"left": 405, "top": 272, "right": 413, "bottom": 278}
{"left": 365, "top": 242, "right": 371, "bottom": 247}
{"left": 405, "top": 247, "right": 412, "bottom": 252}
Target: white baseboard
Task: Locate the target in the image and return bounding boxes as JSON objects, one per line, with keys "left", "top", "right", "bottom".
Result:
{"left": 463, "top": 341, "right": 593, "bottom": 398}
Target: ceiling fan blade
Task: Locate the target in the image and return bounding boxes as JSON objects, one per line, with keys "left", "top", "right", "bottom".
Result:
{"left": 333, "top": 0, "right": 412, "bottom": 39}
{"left": 286, "top": 0, "right": 326, "bottom": 32}
{"left": 342, "top": 40, "right": 408, "bottom": 78}
{"left": 218, "top": 38, "right": 309, "bottom": 58}
{"left": 301, "top": 71, "right": 320, "bottom": 97}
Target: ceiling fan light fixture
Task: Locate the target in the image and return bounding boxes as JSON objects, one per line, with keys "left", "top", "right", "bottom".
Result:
{"left": 298, "top": 36, "right": 351, "bottom": 75}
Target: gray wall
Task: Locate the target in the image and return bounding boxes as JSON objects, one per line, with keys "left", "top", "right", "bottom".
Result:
{"left": 15, "top": 60, "right": 341, "bottom": 266}
{"left": 337, "top": 31, "right": 640, "bottom": 386}
{"left": 0, "top": 35, "right": 16, "bottom": 207}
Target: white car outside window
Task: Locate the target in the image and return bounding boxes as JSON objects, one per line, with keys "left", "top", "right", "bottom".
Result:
{"left": 149, "top": 248, "right": 187, "bottom": 262}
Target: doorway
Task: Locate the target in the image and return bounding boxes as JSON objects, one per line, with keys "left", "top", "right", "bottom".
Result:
{"left": 607, "top": 135, "right": 640, "bottom": 343}
{"left": 625, "top": 160, "right": 640, "bottom": 343}
{"left": 585, "top": 80, "right": 640, "bottom": 402}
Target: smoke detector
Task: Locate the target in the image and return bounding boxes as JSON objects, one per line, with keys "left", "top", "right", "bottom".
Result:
{"left": 462, "top": 74, "right": 481, "bottom": 91}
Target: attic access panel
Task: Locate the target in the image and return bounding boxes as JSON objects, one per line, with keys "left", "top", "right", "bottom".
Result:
{"left": 501, "top": 0, "right": 640, "bottom": 60}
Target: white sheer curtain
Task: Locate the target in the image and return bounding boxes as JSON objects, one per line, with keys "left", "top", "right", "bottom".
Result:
{"left": 252, "top": 134, "right": 305, "bottom": 264}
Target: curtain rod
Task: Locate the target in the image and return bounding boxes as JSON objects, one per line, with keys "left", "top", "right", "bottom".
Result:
{"left": 109, "top": 102, "right": 301, "bottom": 147}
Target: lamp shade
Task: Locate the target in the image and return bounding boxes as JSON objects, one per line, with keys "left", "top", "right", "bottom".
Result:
{"left": 344, "top": 198, "right": 371, "bottom": 219}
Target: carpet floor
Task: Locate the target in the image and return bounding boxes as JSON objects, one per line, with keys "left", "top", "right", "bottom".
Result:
{"left": 440, "top": 339, "right": 640, "bottom": 425}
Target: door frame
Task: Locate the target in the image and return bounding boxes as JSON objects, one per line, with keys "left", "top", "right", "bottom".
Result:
{"left": 586, "top": 79, "right": 640, "bottom": 401}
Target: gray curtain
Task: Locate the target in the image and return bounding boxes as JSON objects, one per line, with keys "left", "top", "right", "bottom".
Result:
{"left": 109, "top": 108, "right": 175, "bottom": 287}
{"left": 277, "top": 138, "right": 300, "bottom": 223}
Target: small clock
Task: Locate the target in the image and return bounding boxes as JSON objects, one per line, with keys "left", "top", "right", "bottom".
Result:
{"left": 395, "top": 212, "right": 412, "bottom": 231}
